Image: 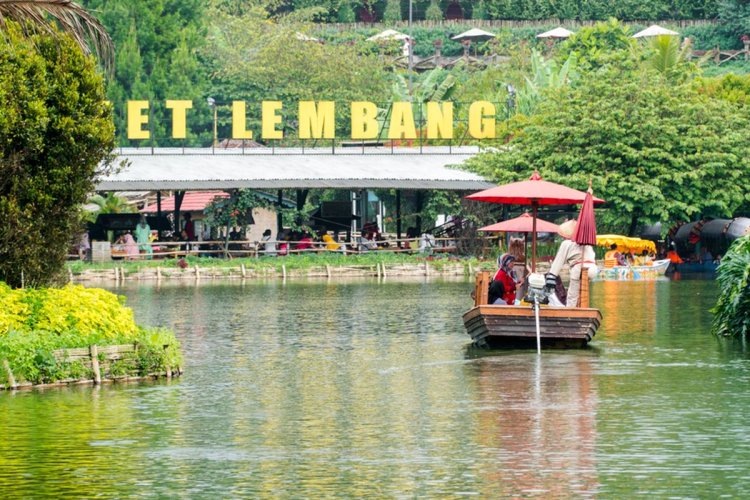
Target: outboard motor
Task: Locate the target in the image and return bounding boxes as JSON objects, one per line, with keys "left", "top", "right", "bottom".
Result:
{"left": 524, "top": 272, "right": 549, "bottom": 306}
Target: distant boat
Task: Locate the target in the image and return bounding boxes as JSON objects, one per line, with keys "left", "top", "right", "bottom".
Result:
{"left": 598, "top": 259, "right": 671, "bottom": 280}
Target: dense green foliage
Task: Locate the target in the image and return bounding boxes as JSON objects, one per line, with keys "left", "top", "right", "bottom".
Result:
{"left": 0, "top": 283, "right": 181, "bottom": 386}
{"left": 465, "top": 50, "right": 750, "bottom": 234}
{"left": 81, "top": 0, "right": 212, "bottom": 146}
{"left": 712, "top": 234, "right": 750, "bottom": 337}
{"left": 0, "top": 24, "right": 114, "bottom": 288}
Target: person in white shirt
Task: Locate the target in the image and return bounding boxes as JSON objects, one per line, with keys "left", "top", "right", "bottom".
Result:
{"left": 260, "top": 229, "right": 276, "bottom": 257}
{"left": 546, "top": 220, "right": 597, "bottom": 308}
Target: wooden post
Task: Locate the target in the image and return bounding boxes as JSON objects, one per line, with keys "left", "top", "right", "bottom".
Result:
{"left": 281, "top": 264, "right": 287, "bottom": 280}
{"left": 468, "top": 262, "right": 473, "bottom": 275}
{"left": 474, "top": 271, "right": 490, "bottom": 306}
{"left": 579, "top": 267, "right": 590, "bottom": 308}
{"left": 90, "top": 345, "right": 101, "bottom": 384}
{"left": 156, "top": 266, "right": 162, "bottom": 280}
{"left": 68, "top": 267, "right": 74, "bottom": 283}
{"left": 325, "top": 264, "right": 331, "bottom": 278}
{"left": 3, "top": 359, "right": 17, "bottom": 390}
{"left": 241, "top": 263, "right": 247, "bottom": 278}
{"left": 195, "top": 265, "right": 200, "bottom": 280}
{"left": 380, "top": 262, "right": 386, "bottom": 278}
{"left": 120, "top": 267, "right": 125, "bottom": 281}
{"left": 376, "top": 263, "right": 382, "bottom": 278}
{"left": 114, "top": 266, "right": 119, "bottom": 282}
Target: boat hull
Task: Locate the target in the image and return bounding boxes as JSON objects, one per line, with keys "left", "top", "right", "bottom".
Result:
{"left": 598, "top": 259, "right": 670, "bottom": 280}
{"left": 463, "top": 305, "right": 602, "bottom": 349}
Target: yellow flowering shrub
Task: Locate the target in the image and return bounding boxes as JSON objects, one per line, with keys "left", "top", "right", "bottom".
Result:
{"left": 0, "top": 284, "right": 137, "bottom": 341}
{"left": 0, "top": 283, "right": 29, "bottom": 334}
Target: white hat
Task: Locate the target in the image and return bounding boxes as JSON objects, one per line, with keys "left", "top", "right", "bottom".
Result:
{"left": 557, "top": 220, "right": 577, "bottom": 240}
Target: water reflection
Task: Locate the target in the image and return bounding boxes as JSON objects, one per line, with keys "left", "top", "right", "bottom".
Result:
{"left": 3, "top": 277, "right": 750, "bottom": 497}
{"left": 466, "top": 353, "right": 598, "bottom": 497}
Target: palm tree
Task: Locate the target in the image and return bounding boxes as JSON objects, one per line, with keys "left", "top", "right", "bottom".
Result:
{"left": 0, "top": 0, "right": 113, "bottom": 66}
{"left": 87, "top": 193, "right": 135, "bottom": 215}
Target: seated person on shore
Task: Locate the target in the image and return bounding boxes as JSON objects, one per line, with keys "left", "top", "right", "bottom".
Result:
{"left": 358, "top": 230, "right": 378, "bottom": 252}
{"left": 490, "top": 253, "right": 517, "bottom": 305}
{"left": 319, "top": 231, "right": 341, "bottom": 252}
{"left": 604, "top": 244, "right": 627, "bottom": 268}
{"left": 419, "top": 232, "right": 436, "bottom": 255}
{"left": 277, "top": 230, "right": 289, "bottom": 256}
{"left": 406, "top": 227, "right": 419, "bottom": 251}
{"left": 295, "top": 231, "right": 314, "bottom": 251}
{"left": 545, "top": 220, "right": 597, "bottom": 308}
{"left": 260, "top": 229, "right": 276, "bottom": 257}
{"left": 116, "top": 232, "right": 139, "bottom": 260}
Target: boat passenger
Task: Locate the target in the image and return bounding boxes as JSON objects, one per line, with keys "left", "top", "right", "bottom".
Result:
{"left": 545, "top": 220, "right": 597, "bottom": 308}
{"left": 666, "top": 244, "right": 683, "bottom": 264}
{"left": 491, "top": 253, "right": 517, "bottom": 305}
{"left": 604, "top": 244, "right": 626, "bottom": 268}
{"left": 634, "top": 250, "right": 653, "bottom": 266}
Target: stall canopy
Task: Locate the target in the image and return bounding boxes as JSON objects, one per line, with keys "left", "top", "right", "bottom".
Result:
{"left": 536, "top": 27, "right": 574, "bottom": 39}
{"left": 632, "top": 25, "right": 679, "bottom": 38}
{"left": 451, "top": 28, "right": 496, "bottom": 42}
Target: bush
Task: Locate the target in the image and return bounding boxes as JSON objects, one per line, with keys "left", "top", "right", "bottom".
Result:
{"left": 712, "top": 234, "right": 750, "bottom": 337}
{"left": 0, "top": 284, "right": 136, "bottom": 342}
{"left": 0, "top": 23, "right": 114, "bottom": 288}
{"left": 0, "top": 282, "right": 181, "bottom": 386}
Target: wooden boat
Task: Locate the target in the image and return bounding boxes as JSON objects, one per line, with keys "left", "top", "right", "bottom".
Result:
{"left": 598, "top": 258, "right": 670, "bottom": 280}
{"left": 463, "top": 270, "right": 602, "bottom": 349}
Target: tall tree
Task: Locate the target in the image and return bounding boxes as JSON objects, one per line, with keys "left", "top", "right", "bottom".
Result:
{"left": 0, "top": 23, "right": 115, "bottom": 287}
{"left": 463, "top": 61, "right": 750, "bottom": 234}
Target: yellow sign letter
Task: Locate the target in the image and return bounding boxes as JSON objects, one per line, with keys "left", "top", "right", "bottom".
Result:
{"left": 387, "top": 102, "right": 417, "bottom": 140}
{"left": 165, "top": 100, "right": 193, "bottom": 139}
{"left": 127, "top": 100, "right": 150, "bottom": 140}
{"left": 231, "top": 101, "right": 253, "bottom": 139}
{"left": 426, "top": 101, "right": 454, "bottom": 140}
{"left": 262, "top": 101, "right": 284, "bottom": 140}
{"left": 351, "top": 102, "right": 379, "bottom": 140}
{"left": 468, "top": 101, "right": 496, "bottom": 139}
{"left": 298, "top": 101, "right": 335, "bottom": 139}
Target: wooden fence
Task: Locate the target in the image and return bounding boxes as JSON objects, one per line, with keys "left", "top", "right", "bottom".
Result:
{"left": 2, "top": 343, "right": 180, "bottom": 391}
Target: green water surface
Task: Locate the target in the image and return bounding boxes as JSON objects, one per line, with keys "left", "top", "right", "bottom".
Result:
{"left": 1, "top": 277, "right": 748, "bottom": 498}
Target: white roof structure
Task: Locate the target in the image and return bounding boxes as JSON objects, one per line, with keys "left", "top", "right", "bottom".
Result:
{"left": 367, "top": 29, "right": 410, "bottom": 41}
{"left": 537, "top": 27, "right": 575, "bottom": 39}
{"left": 96, "top": 147, "right": 492, "bottom": 192}
{"left": 632, "top": 25, "right": 679, "bottom": 38}
{"left": 451, "top": 28, "right": 495, "bottom": 42}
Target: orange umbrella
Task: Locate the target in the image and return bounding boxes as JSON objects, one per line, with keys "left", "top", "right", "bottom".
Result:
{"left": 479, "top": 213, "right": 559, "bottom": 233}
{"left": 467, "top": 171, "right": 605, "bottom": 271}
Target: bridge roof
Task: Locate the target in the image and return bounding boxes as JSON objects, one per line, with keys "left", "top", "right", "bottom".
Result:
{"left": 96, "top": 146, "right": 493, "bottom": 192}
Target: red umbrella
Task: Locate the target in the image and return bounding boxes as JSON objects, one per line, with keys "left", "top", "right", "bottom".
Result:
{"left": 478, "top": 213, "right": 559, "bottom": 233}
{"left": 466, "top": 171, "right": 605, "bottom": 271}
{"left": 574, "top": 182, "right": 597, "bottom": 245}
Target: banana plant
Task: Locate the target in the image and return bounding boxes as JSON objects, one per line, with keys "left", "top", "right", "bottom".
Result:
{"left": 378, "top": 61, "right": 464, "bottom": 138}
{"left": 514, "top": 50, "right": 578, "bottom": 117}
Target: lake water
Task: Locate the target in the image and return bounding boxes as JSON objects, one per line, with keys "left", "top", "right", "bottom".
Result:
{"left": 2, "top": 276, "right": 749, "bottom": 498}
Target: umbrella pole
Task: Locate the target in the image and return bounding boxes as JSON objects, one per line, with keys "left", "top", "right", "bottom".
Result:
{"left": 531, "top": 202, "right": 538, "bottom": 273}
